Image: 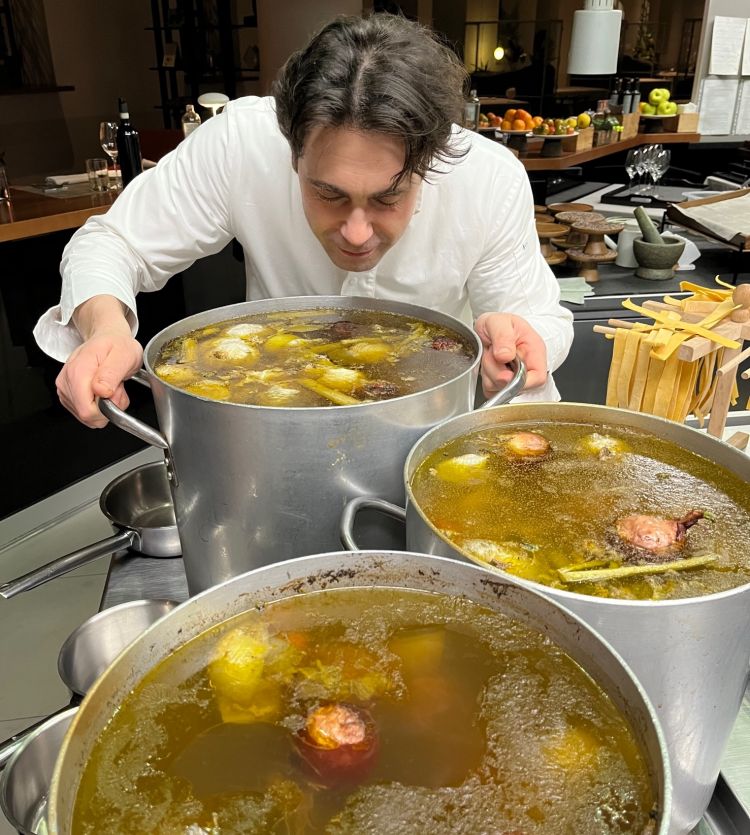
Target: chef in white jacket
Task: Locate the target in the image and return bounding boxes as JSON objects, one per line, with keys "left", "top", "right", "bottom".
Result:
{"left": 34, "top": 14, "right": 573, "bottom": 428}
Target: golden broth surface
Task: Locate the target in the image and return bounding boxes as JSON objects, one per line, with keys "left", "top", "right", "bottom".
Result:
{"left": 410, "top": 421, "right": 750, "bottom": 600}
{"left": 153, "top": 308, "right": 475, "bottom": 407}
{"left": 72, "top": 588, "right": 655, "bottom": 834}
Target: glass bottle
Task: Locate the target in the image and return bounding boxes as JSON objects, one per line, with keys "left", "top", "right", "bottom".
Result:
{"left": 116, "top": 97, "right": 143, "bottom": 187}
{"left": 609, "top": 77, "right": 622, "bottom": 109}
{"left": 464, "top": 89, "right": 480, "bottom": 131}
{"left": 181, "top": 104, "right": 201, "bottom": 137}
{"left": 621, "top": 79, "right": 634, "bottom": 115}
{"left": 631, "top": 84, "right": 642, "bottom": 114}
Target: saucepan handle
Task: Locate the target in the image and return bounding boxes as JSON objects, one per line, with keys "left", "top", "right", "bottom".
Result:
{"left": 480, "top": 356, "right": 526, "bottom": 409}
{"left": 0, "top": 529, "right": 137, "bottom": 599}
{"left": 340, "top": 496, "right": 406, "bottom": 552}
{"left": 0, "top": 705, "right": 77, "bottom": 771}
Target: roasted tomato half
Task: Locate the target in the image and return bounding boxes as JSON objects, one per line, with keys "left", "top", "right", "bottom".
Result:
{"left": 294, "top": 702, "right": 379, "bottom": 787}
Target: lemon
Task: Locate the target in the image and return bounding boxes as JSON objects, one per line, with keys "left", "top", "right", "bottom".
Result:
{"left": 577, "top": 112, "right": 591, "bottom": 129}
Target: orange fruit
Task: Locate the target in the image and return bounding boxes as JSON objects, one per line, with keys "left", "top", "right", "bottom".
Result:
{"left": 504, "top": 108, "right": 517, "bottom": 121}
{"left": 501, "top": 119, "right": 513, "bottom": 130}
{"left": 512, "top": 118, "right": 526, "bottom": 131}
{"left": 533, "top": 116, "right": 543, "bottom": 126}
{"left": 516, "top": 109, "right": 532, "bottom": 122}
{"left": 524, "top": 119, "right": 534, "bottom": 130}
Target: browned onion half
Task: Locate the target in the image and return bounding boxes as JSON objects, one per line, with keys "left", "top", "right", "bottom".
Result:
{"left": 294, "top": 702, "right": 379, "bottom": 787}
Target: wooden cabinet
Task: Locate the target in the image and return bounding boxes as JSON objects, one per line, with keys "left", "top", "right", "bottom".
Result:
{"left": 148, "top": 0, "right": 260, "bottom": 128}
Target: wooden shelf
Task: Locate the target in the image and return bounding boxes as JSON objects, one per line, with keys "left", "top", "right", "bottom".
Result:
{"left": 0, "top": 85, "right": 75, "bottom": 96}
{"left": 520, "top": 132, "right": 701, "bottom": 171}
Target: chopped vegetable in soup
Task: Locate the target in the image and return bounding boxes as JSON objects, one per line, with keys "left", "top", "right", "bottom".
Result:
{"left": 410, "top": 421, "right": 750, "bottom": 600}
{"left": 72, "top": 588, "right": 656, "bottom": 834}
{"left": 153, "top": 308, "right": 475, "bottom": 407}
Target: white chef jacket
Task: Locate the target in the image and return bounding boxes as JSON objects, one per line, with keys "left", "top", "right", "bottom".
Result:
{"left": 34, "top": 96, "right": 573, "bottom": 401}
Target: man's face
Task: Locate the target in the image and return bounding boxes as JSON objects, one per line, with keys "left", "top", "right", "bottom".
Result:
{"left": 296, "top": 126, "right": 421, "bottom": 272}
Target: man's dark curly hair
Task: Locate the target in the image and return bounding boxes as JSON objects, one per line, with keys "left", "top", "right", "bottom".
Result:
{"left": 272, "top": 14, "right": 469, "bottom": 184}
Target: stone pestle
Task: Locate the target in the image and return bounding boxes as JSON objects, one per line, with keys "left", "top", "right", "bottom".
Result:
{"left": 633, "top": 206, "right": 664, "bottom": 245}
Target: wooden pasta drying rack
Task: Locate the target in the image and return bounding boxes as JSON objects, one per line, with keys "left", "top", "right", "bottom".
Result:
{"left": 595, "top": 281, "right": 750, "bottom": 439}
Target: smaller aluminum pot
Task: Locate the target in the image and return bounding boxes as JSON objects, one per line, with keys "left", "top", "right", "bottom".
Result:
{"left": 0, "top": 707, "right": 78, "bottom": 835}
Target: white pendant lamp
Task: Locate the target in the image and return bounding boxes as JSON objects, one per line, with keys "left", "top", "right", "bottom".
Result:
{"left": 567, "top": 0, "right": 623, "bottom": 75}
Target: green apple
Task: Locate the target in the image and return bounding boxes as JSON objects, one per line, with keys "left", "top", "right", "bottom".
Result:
{"left": 640, "top": 102, "right": 656, "bottom": 115}
{"left": 648, "top": 88, "right": 670, "bottom": 106}
{"left": 656, "top": 100, "right": 678, "bottom": 116}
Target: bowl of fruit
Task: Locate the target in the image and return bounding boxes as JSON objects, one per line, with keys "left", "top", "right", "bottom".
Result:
{"left": 532, "top": 117, "right": 579, "bottom": 156}
{"left": 639, "top": 88, "right": 677, "bottom": 131}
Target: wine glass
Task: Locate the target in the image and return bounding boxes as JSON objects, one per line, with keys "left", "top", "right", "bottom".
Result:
{"left": 650, "top": 149, "right": 671, "bottom": 196}
{"left": 624, "top": 148, "right": 641, "bottom": 194}
{"left": 99, "top": 121, "right": 121, "bottom": 190}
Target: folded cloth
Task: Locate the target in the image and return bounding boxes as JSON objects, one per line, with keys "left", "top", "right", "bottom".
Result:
{"left": 45, "top": 173, "right": 90, "bottom": 186}
{"left": 558, "top": 277, "right": 595, "bottom": 305}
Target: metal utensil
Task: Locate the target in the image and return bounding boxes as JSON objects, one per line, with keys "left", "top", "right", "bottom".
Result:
{"left": 0, "top": 463, "right": 181, "bottom": 599}
{"left": 57, "top": 599, "right": 179, "bottom": 696}
{"left": 0, "top": 599, "right": 177, "bottom": 771}
{"left": 0, "top": 708, "right": 78, "bottom": 834}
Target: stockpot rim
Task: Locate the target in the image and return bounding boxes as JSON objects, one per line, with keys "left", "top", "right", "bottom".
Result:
{"left": 48, "top": 549, "right": 671, "bottom": 833}
{"left": 403, "top": 400, "right": 750, "bottom": 608}
{"left": 140, "top": 295, "right": 483, "bottom": 411}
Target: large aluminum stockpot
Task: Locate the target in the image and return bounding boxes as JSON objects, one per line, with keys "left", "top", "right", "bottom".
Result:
{"left": 342, "top": 402, "right": 750, "bottom": 835}
{"left": 46, "top": 550, "right": 670, "bottom": 833}
{"left": 99, "top": 296, "right": 521, "bottom": 595}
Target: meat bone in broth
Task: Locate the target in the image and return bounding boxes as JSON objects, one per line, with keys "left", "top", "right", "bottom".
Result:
{"left": 153, "top": 308, "right": 475, "bottom": 407}
{"left": 72, "top": 587, "right": 657, "bottom": 834}
{"left": 410, "top": 421, "right": 750, "bottom": 600}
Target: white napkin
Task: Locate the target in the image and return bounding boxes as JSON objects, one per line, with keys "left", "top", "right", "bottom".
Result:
{"left": 45, "top": 173, "right": 90, "bottom": 186}
{"left": 668, "top": 234, "right": 701, "bottom": 271}
{"left": 558, "top": 277, "right": 595, "bottom": 305}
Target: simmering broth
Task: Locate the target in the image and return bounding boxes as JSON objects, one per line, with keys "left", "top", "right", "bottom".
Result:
{"left": 72, "top": 588, "right": 655, "bottom": 834}
{"left": 410, "top": 421, "right": 750, "bottom": 600}
{"left": 153, "top": 308, "right": 475, "bottom": 407}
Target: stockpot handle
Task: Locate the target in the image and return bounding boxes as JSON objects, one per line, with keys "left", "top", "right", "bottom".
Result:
{"left": 99, "top": 371, "right": 178, "bottom": 485}
{"left": 0, "top": 529, "right": 137, "bottom": 600}
{"left": 480, "top": 357, "right": 526, "bottom": 410}
{"left": 339, "top": 496, "right": 406, "bottom": 552}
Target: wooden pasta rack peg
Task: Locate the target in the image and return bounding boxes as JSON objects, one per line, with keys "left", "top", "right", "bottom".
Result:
{"left": 595, "top": 282, "right": 750, "bottom": 439}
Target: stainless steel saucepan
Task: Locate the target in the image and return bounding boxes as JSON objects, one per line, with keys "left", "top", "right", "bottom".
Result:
{"left": 0, "top": 599, "right": 178, "bottom": 771}
{"left": 0, "top": 599, "right": 177, "bottom": 833}
{"left": 0, "top": 463, "right": 180, "bottom": 599}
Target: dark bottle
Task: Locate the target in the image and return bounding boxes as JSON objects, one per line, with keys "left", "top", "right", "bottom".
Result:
{"left": 621, "top": 79, "right": 634, "bottom": 114}
{"left": 609, "top": 77, "right": 622, "bottom": 109}
{"left": 116, "top": 97, "right": 143, "bottom": 187}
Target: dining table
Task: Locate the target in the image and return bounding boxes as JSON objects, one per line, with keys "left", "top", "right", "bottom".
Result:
{"left": 0, "top": 185, "right": 116, "bottom": 244}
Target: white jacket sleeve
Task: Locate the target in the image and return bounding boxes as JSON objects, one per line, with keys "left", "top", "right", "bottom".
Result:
{"left": 34, "top": 107, "right": 237, "bottom": 362}
{"left": 466, "top": 155, "right": 573, "bottom": 383}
